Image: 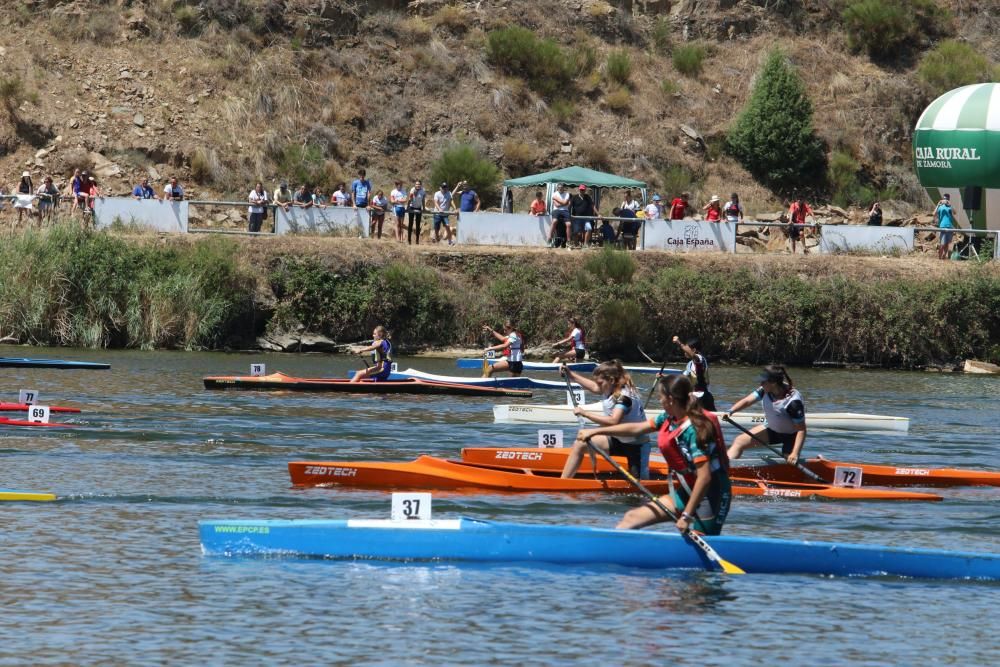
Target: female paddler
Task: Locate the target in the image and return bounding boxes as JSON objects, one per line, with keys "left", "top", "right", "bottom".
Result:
{"left": 673, "top": 335, "right": 714, "bottom": 411}
{"left": 350, "top": 326, "right": 394, "bottom": 383}
{"left": 482, "top": 320, "right": 524, "bottom": 377}
{"left": 575, "top": 374, "right": 731, "bottom": 534}
{"left": 726, "top": 365, "right": 806, "bottom": 464}
{"left": 558, "top": 360, "right": 650, "bottom": 479}
{"left": 552, "top": 317, "right": 586, "bottom": 363}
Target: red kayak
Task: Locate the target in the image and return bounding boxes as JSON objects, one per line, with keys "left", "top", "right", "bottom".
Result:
{"left": 0, "top": 403, "right": 81, "bottom": 414}
{"left": 0, "top": 416, "right": 74, "bottom": 428}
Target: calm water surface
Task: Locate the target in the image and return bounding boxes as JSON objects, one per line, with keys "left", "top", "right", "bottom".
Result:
{"left": 1, "top": 347, "right": 998, "bottom": 665}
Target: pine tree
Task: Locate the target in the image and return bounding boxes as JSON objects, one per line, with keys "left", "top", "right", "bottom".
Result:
{"left": 726, "top": 50, "right": 827, "bottom": 193}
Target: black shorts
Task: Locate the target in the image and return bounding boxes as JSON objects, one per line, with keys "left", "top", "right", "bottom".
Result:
{"left": 574, "top": 349, "right": 585, "bottom": 361}
{"left": 788, "top": 224, "right": 802, "bottom": 240}
{"left": 609, "top": 438, "right": 643, "bottom": 479}
{"left": 765, "top": 428, "right": 797, "bottom": 456}
{"left": 508, "top": 360, "right": 523, "bottom": 374}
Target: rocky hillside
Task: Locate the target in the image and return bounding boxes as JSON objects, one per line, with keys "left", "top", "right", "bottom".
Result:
{"left": 1, "top": 0, "right": 996, "bottom": 216}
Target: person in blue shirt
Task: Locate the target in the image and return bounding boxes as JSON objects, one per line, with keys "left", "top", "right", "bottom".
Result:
{"left": 132, "top": 178, "right": 157, "bottom": 200}
{"left": 935, "top": 193, "right": 955, "bottom": 260}
{"left": 351, "top": 168, "right": 372, "bottom": 209}
{"left": 457, "top": 181, "right": 480, "bottom": 212}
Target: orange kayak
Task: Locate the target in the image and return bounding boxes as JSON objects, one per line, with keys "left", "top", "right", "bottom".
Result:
{"left": 288, "top": 455, "right": 671, "bottom": 494}
{"left": 462, "top": 447, "right": 998, "bottom": 488}
{"left": 289, "top": 454, "right": 940, "bottom": 500}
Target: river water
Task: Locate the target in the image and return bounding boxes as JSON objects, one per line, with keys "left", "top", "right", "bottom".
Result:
{"left": 2, "top": 348, "right": 998, "bottom": 665}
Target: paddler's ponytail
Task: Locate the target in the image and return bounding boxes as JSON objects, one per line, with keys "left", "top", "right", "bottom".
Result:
{"left": 761, "top": 364, "right": 792, "bottom": 391}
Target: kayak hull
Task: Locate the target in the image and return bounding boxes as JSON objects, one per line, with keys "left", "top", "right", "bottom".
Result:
{"left": 0, "top": 416, "right": 73, "bottom": 428}
{"left": 0, "top": 402, "right": 81, "bottom": 414}
{"left": 0, "top": 356, "right": 109, "bottom": 370}
{"left": 288, "top": 455, "right": 671, "bottom": 494}
{"left": 462, "top": 447, "right": 994, "bottom": 488}
{"left": 199, "top": 517, "right": 1000, "bottom": 581}
{"left": 349, "top": 368, "right": 580, "bottom": 391}
{"left": 0, "top": 489, "right": 56, "bottom": 501}
{"left": 289, "top": 454, "right": 940, "bottom": 500}
{"left": 493, "top": 404, "right": 910, "bottom": 432}
{"left": 456, "top": 359, "right": 678, "bottom": 375}
{"left": 204, "top": 372, "right": 531, "bottom": 398}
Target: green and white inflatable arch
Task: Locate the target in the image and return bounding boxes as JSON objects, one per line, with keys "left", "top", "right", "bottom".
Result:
{"left": 913, "top": 83, "right": 1000, "bottom": 230}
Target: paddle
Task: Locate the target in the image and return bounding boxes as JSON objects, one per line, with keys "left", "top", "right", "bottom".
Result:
{"left": 722, "top": 415, "right": 827, "bottom": 484}
{"left": 636, "top": 345, "right": 657, "bottom": 365}
{"left": 643, "top": 355, "right": 670, "bottom": 410}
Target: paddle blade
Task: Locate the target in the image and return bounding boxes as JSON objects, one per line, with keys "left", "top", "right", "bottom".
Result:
{"left": 716, "top": 556, "right": 746, "bottom": 575}
{"left": 687, "top": 531, "right": 745, "bottom": 575}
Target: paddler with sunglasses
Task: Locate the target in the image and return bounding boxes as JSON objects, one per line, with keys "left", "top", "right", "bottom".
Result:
{"left": 725, "top": 365, "right": 807, "bottom": 464}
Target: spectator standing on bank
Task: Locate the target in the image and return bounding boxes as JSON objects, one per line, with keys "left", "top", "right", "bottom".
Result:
{"left": 621, "top": 190, "right": 641, "bottom": 213}
{"left": 432, "top": 182, "right": 455, "bottom": 245}
{"left": 80, "top": 176, "right": 101, "bottom": 225}
{"left": 934, "top": 193, "right": 955, "bottom": 260}
{"left": 369, "top": 189, "right": 388, "bottom": 239}
{"left": 549, "top": 183, "right": 571, "bottom": 248}
{"left": 703, "top": 195, "right": 722, "bottom": 222}
{"left": 867, "top": 201, "right": 883, "bottom": 226}
{"left": 458, "top": 181, "right": 480, "bottom": 213}
{"left": 614, "top": 206, "right": 641, "bottom": 249}
{"left": 644, "top": 194, "right": 662, "bottom": 221}
{"left": 15, "top": 172, "right": 34, "bottom": 224}
{"left": 312, "top": 187, "right": 328, "bottom": 207}
{"left": 351, "top": 169, "right": 372, "bottom": 211}
{"left": 788, "top": 197, "right": 813, "bottom": 255}
{"left": 529, "top": 191, "right": 547, "bottom": 216}
{"left": 570, "top": 184, "right": 598, "bottom": 248}
{"left": 723, "top": 193, "right": 744, "bottom": 224}
{"left": 68, "top": 169, "right": 83, "bottom": 217}
{"left": 163, "top": 177, "right": 184, "bottom": 201}
{"left": 407, "top": 179, "right": 426, "bottom": 245}
{"left": 669, "top": 191, "right": 692, "bottom": 220}
{"left": 273, "top": 181, "right": 293, "bottom": 212}
{"left": 132, "top": 177, "right": 156, "bottom": 200}
{"left": 37, "top": 176, "right": 60, "bottom": 223}
{"left": 332, "top": 182, "right": 349, "bottom": 206}
{"left": 390, "top": 180, "right": 407, "bottom": 242}
{"left": 294, "top": 184, "right": 313, "bottom": 209}
{"left": 248, "top": 182, "right": 268, "bottom": 232}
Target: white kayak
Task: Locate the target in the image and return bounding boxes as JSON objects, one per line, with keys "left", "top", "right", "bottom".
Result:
{"left": 493, "top": 404, "right": 910, "bottom": 433}
{"left": 456, "top": 359, "right": 680, "bottom": 375}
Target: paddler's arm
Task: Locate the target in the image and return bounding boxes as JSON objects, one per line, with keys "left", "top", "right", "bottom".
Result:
{"left": 677, "top": 460, "right": 711, "bottom": 534}
{"left": 786, "top": 423, "right": 807, "bottom": 465}
{"left": 725, "top": 389, "right": 762, "bottom": 417}
{"left": 576, "top": 420, "right": 652, "bottom": 442}
{"left": 561, "top": 367, "right": 600, "bottom": 394}
{"left": 482, "top": 325, "right": 506, "bottom": 343}
{"left": 672, "top": 335, "right": 694, "bottom": 359}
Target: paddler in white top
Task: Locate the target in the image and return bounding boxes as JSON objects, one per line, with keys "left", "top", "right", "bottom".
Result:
{"left": 726, "top": 365, "right": 807, "bottom": 464}
{"left": 559, "top": 360, "right": 651, "bottom": 479}
{"left": 551, "top": 316, "right": 587, "bottom": 363}
{"left": 482, "top": 320, "right": 524, "bottom": 377}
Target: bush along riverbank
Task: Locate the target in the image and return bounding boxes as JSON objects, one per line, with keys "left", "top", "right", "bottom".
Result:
{"left": 1, "top": 227, "right": 998, "bottom": 369}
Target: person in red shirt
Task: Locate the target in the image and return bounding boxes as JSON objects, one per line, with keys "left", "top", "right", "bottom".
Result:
{"left": 703, "top": 195, "right": 722, "bottom": 222}
{"left": 529, "top": 191, "right": 546, "bottom": 216}
{"left": 788, "top": 197, "right": 813, "bottom": 255}
{"left": 669, "top": 191, "right": 691, "bottom": 220}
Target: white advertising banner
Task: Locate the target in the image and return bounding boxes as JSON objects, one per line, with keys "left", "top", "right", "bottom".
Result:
{"left": 642, "top": 219, "right": 737, "bottom": 253}
{"left": 457, "top": 212, "right": 548, "bottom": 246}
{"left": 94, "top": 199, "right": 188, "bottom": 233}
{"left": 275, "top": 207, "right": 368, "bottom": 236}
{"left": 819, "top": 225, "right": 915, "bottom": 254}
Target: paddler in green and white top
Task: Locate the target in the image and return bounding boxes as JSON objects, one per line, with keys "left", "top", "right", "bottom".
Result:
{"left": 726, "top": 365, "right": 807, "bottom": 464}
{"left": 482, "top": 320, "right": 524, "bottom": 377}
{"left": 559, "top": 360, "right": 651, "bottom": 479}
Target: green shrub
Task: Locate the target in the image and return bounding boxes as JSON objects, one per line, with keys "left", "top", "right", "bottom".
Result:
{"left": 651, "top": 17, "right": 671, "bottom": 55}
{"left": 726, "top": 49, "right": 827, "bottom": 193}
{"left": 485, "top": 27, "right": 574, "bottom": 98}
{"left": 549, "top": 100, "right": 576, "bottom": 126}
{"left": 659, "top": 164, "right": 697, "bottom": 199}
{"left": 606, "top": 50, "right": 632, "bottom": 85}
{"left": 594, "top": 299, "right": 646, "bottom": 357}
{"left": 828, "top": 150, "right": 875, "bottom": 207}
{"left": 276, "top": 143, "right": 326, "bottom": 187}
{"left": 584, "top": 247, "right": 636, "bottom": 285}
{"left": 918, "top": 40, "right": 993, "bottom": 98}
{"left": 604, "top": 88, "right": 632, "bottom": 114}
{"left": 572, "top": 41, "right": 598, "bottom": 77}
{"left": 842, "top": 0, "right": 951, "bottom": 60}
{"left": 174, "top": 5, "right": 201, "bottom": 36}
{"left": 429, "top": 142, "right": 502, "bottom": 207}
{"left": 660, "top": 79, "right": 679, "bottom": 96}
{"left": 672, "top": 44, "right": 707, "bottom": 78}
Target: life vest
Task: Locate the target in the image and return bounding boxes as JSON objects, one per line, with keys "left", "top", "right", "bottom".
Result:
{"left": 372, "top": 339, "right": 393, "bottom": 370}
{"left": 503, "top": 332, "right": 524, "bottom": 362}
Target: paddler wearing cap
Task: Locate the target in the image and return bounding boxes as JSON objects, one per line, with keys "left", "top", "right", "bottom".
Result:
{"left": 673, "top": 335, "right": 714, "bottom": 411}
{"left": 725, "top": 365, "right": 807, "bottom": 465}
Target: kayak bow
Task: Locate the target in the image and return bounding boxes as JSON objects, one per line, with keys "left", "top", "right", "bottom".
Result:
{"left": 204, "top": 372, "right": 532, "bottom": 398}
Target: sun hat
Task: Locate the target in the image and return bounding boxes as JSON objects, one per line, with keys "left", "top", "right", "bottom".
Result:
{"left": 652, "top": 194, "right": 661, "bottom": 201}
{"left": 710, "top": 195, "right": 720, "bottom": 202}
{"left": 578, "top": 185, "right": 587, "bottom": 190}
{"left": 22, "top": 171, "right": 30, "bottom": 177}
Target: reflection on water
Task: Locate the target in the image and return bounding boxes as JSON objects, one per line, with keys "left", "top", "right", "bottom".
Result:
{"left": 1, "top": 346, "right": 999, "bottom": 663}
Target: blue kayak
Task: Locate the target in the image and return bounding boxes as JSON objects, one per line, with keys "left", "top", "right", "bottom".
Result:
{"left": 456, "top": 359, "right": 677, "bottom": 375}
{"left": 0, "top": 356, "right": 109, "bottom": 370}
{"left": 199, "top": 517, "right": 1000, "bottom": 581}
{"left": 348, "top": 368, "right": 580, "bottom": 391}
